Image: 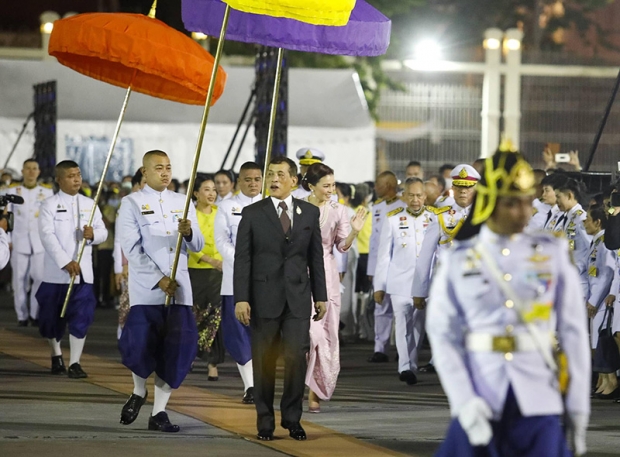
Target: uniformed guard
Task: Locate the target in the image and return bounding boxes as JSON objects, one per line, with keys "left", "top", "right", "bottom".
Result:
{"left": 427, "top": 150, "right": 589, "bottom": 456}
{"left": 117, "top": 150, "right": 204, "bottom": 433}
{"left": 292, "top": 147, "right": 325, "bottom": 199}
{"left": 540, "top": 173, "right": 569, "bottom": 233}
{"left": 36, "top": 160, "right": 108, "bottom": 378}
{"left": 366, "top": 171, "right": 406, "bottom": 363}
{"left": 0, "top": 159, "right": 53, "bottom": 326}
{"left": 555, "top": 178, "right": 591, "bottom": 295}
{"left": 373, "top": 178, "right": 435, "bottom": 384}
{"left": 214, "top": 161, "right": 262, "bottom": 404}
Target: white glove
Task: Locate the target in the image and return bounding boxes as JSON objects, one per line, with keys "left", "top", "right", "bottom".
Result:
{"left": 457, "top": 396, "right": 493, "bottom": 446}
{"left": 567, "top": 413, "right": 588, "bottom": 456}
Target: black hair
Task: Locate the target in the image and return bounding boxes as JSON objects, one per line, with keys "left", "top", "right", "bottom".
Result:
{"left": 429, "top": 174, "right": 446, "bottom": 192}
{"left": 301, "top": 163, "right": 334, "bottom": 191}
{"left": 590, "top": 193, "right": 604, "bottom": 208}
{"left": 406, "top": 161, "right": 422, "bottom": 168}
{"left": 169, "top": 178, "right": 180, "bottom": 193}
{"left": 589, "top": 205, "right": 608, "bottom": 231}
{"left": 239, "top": 161, "right": 262, "bottom": 173}
{"left": 23, "top": 158, "right": 38, "bottom": 167}
{"left": 131, "top": 168, "right": 143, "bottom": 187}
{"left": 270, "top": 156, "right": 298, "bottom": 178}
{"left": 541, "top": 171, "right": 569, "bottom": 190}
{"left": 439, "top": 164, "right": 455, "bottom": 173}
{"left": 55, "top": 160, "right": 80, "bottom": 176}
{"left": 351, "top": 183, "right": 370, "bottom": 207}
{"left": 336, "top": 182, "right": 352, "bottom": 200}
{"left": 143, "top": 150, "right": 168, "bottom": 162}
{"left": 556, "top": 178, "right": 585, "bottom": 203}
{"left": 192, "top": 173, "right": 215, "bottom": 200}
{"left": 215, "top": 169, "right": 236, "bottom": 184}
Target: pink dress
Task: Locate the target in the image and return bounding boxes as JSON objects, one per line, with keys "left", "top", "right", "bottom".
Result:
{"left": 305, "top": 200, "right": 351, "bottom": 400}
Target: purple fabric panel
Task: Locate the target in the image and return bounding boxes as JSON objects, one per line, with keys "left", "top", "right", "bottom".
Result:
{"left": 181, "top": 0, "right": 390, "bottom": 56}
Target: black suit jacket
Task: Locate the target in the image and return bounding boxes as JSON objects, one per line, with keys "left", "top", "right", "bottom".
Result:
{"left": 233, "top": 197, "right": 327, "bottom": 319}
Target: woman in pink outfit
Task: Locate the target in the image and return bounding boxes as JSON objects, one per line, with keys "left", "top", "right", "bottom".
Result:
{"left": 301, "top": 163, "right": 367, "bottom": 412}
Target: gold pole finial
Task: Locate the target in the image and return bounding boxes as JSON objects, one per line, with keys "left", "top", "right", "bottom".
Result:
{"left": 148, "top": 0, "right": 158, "bottom": 18}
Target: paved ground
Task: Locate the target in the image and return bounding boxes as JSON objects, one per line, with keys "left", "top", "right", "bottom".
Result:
{"left": 1, "top": 290, "right": 619, "bottom": 456}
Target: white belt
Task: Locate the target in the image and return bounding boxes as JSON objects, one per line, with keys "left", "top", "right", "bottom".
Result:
{"left": 466, "top": 332, "right": 544, "bottom": 353}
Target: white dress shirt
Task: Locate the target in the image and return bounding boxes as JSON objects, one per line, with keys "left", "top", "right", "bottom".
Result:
{"left": 271, "top": 195, "right": 294, "bottom": 229}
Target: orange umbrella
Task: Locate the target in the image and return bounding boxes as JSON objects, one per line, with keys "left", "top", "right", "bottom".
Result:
{"left": 49, "top": 11, "right": 226, "bottom": 105}
{"left": 48, "top": 1, "right": 228, "bottom": 317}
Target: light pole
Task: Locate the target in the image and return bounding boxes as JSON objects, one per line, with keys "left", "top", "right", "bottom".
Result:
{"left": 503, "top": 28, "right": 524, "bottom": 149}
{"left": 481, "top": 28, "right": 503, "bottom": 158}
{"left": 39, "top": 11, "right": 60, "bottom": 60}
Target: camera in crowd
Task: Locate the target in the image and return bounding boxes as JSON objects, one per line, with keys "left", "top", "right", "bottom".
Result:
{"left": 0, "top": 194, "right": 24, "bottom": 232}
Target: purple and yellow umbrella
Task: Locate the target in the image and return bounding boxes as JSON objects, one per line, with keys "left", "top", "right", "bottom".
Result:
{"left": 164, "top": 0, "right": 390, "bottom": 304}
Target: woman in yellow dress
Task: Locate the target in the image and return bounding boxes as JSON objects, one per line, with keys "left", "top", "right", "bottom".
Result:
{"left": 189, "top": 174, "right": 224, "bottom": 381}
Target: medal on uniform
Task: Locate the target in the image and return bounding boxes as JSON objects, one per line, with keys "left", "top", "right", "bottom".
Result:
{"left": 589, "top": 265, "right": 598, "bottom": 277}
{"left": 296, "top": 206, "right": 302, "bottom": 215}
{"left": 401, "top": 242, "right": 407, "bottom": 247}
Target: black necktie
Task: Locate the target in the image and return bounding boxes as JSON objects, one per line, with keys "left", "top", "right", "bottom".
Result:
{"left": 279, "top": 201, "right": 291, "bottom": 234}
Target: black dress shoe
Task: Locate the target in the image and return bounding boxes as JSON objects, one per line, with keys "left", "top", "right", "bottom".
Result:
{"left": 120, "top": 391, "right": 148, "bottom": 425}
{"left": 67, "top": 363, "right": 88, "bottom": 379}
{"left": 51, "top": 355, "right": 67, "bottom": 375}
{"left": 242, "top": 387, "right": 254, "bottom": 404}
{"left": 148, "top": 412, "right": 180, "bottom": 433}
{"left": 399, "top": 370, "right": 418, "bottom": 385}
{"left": 256, "top": 430, "right": 274, "bottom": 441}
{"left": 418, "top": 363, "right": 436, "bottom": 373}
{"left": 282, "top": 422, "right": 307, "bottom": 441}
{"left": 367, "top": 352, "right": 389, "bottom": 363}
{"left": 29, "top": 317, "right": 39, "bottom": 327}
{"left": 207, "top": 376, "right": 219, "bottom": 381}
{"left": 594, "top": 387, "right": 620, "bottom": 400}
{"left": 17, "top": 320, "right": 28, "bottom": 327}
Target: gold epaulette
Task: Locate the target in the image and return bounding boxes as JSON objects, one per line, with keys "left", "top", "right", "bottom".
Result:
{"left": 8, "top": 182, "right": 19, "bottom": 188}
{"left": 40, "top": 183, "right": 53, "bottom": 189}
{"left": 374, "top": 198, "right": 385, "bottom": 205}
{"left": 576, "top": 209, "right": 584, "bottom": 216}
{"left": 427, "top": 205, "right": 451, "bottom": 215}
{"left": 387, "top": 207, "right": 404, "bottom": 218}
{"left": 386, "top": 196, "right": 398, "bottom": 205}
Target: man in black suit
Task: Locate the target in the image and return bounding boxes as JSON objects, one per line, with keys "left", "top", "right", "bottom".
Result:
{"left": 234, "top": 156, "right": 327, "bottom": 441}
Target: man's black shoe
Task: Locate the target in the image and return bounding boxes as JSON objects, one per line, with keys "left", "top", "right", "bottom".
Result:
{"left": 367, "top": 352, "right": 389, "bottom": 363}
{"left": 17, "top": 320, "right": 28, "bottom": 327}
{"left": 242, "top": 387, "right": 254, "bottom": 404}
{"left": 418, "top": 363, "right": 436, "bottom": 373}
{"left": 148, "top": 412, "right": 180, "bottom": 432}
{"left": 51, "top": 355, "right": 67, "bottom": 375}
{"left": 282, "top": 422, "right": 307, "bottom": 441}
{"left": 29, "top": 317, "right": 39, "bottom": 327}
{"left": 67, "top": 363, "right": 88, "bottom": 379}
{"left": 256, "top": 430, "right": 274, "bottom": 441}
{"left": 120, "top": 391, "right": 148, "bottom": 425}
{"left": 399, "top": 370, "right": 418, "bottom": 385}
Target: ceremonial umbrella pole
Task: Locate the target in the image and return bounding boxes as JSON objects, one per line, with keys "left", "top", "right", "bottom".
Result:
{"left": 49, "top": 0, "right": 227, "bottom": 317}
{"left": 166, "top": 0, "right": 390, "bottom": 304}
{"left": 182, "top": 0, "right": 391, "bottom": 196}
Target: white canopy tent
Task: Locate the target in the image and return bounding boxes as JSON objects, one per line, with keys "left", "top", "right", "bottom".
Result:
{"left": 0, "top": 59, "right": 375, "bottom": 183}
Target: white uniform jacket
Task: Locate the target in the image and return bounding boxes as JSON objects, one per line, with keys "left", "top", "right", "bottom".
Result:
{"left": 0, "top": 228, "right": 9, "bottom": 269}
{"left": 118, "top": 185, "right": 204, "bottom": 306}
{"left": 543, "top": 205, "right": 564, "bottom": 232}
{"left": 584, "top": 231, "right": 616, "bottom": 310}
{"left": 427, "top": 226, "right": 590, "bottom": 420}
{"left": 560, "top": 204, "right": 590, "bottom": 282}
{"left": 411, "top": 203, "right": 470, "bottom": 298}
{"left": 39, "top": 191, "right": 108, "bottom": 284}
{"left": 1, "top": 184, "right": 53, "bottom": 254}
{"left": 374, "top": 206, "right": 434, "bottom": 297}
{"left": 526, "top": 198, "right": 551, "bottom": 233}
{"left": 214, "top": 192, "right": 261, "bottom": 296}
{"left": 367, "top": 196, "right": 407, "bottom": 277}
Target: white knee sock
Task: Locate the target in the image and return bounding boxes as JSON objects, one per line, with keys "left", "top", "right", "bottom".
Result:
{"left": 237, "top": 361, "right": 254, "bottom": 391}
{"left": 48, "top": 339, "right": 62, "bottom": 357}
{"left": 69, "top": 335, "right": 86, "bottom": 365}
{"left": 152, "top": 375, "right": 172, "bottom": 415}
{"left": 132, "top": 373, "right": 147, "bottom": 397}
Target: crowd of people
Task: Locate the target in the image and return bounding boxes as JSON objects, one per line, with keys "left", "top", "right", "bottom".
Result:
{"left": 0, "top": 144, "right": 619, "bottom": 455}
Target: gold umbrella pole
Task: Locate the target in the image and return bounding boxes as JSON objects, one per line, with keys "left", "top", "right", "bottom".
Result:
{"left": 166, "top": 5, "right": 230, "bottom": 306}
{"left": 260, "top": 47, "right": 285, "bottom": 198}
{"left": 60, "top": 85, "right": 133, "bottom": 318}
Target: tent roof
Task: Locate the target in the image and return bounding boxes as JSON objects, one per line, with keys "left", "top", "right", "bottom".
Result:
{"left": 0, "top": 59, "right": 371, "bottom": 128}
